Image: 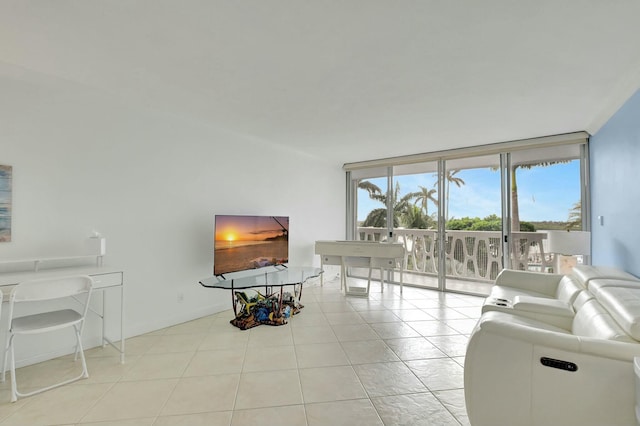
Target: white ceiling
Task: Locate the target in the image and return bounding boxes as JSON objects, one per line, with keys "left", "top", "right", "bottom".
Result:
{"left": 2, "top": 1, "right": 640, "bottom": 165}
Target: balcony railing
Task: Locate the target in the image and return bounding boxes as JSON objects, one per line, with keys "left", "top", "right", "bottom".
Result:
{"left": 357, "top": 227, "right": 553, "bottom": 282}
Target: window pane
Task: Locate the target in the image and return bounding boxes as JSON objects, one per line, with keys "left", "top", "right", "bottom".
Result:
{"left": 392, "top": 162, "right": 439, "bottom": 289}
{"left": 356, "top": 176, "right": 388, "bottom": 241}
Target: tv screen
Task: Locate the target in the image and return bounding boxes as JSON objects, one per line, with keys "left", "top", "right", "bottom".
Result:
{"left": 214, "top": 215, "right": 289, "bottom": 276}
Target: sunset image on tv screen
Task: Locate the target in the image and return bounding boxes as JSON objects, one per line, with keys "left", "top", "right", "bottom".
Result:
{"left": 214, "top": 215, "right": 289, "bottom": 276}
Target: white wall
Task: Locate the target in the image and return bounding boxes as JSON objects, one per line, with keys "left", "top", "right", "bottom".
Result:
{"left": 0, "top": 64, "right": 345, "bottom": 363}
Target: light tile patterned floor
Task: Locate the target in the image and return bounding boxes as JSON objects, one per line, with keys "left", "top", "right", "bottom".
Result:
{"left": 0, "top": 276, "right": 483, "bottom": 425}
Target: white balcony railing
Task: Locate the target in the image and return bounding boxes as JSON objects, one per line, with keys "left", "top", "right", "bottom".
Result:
{"left": 357, "top": 227, "right": 553, "bottom": 282}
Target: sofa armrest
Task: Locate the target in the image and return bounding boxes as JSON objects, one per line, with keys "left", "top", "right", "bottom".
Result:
{"left": 476, "top": 311, "right": 640, "bottom": 361}
{"left": 477, "top": 311, "right": 577, "bottom": 348}
{"left": 578, "top": 336, "right": 640, "bottom": 361}
{"left": 494, "top": 269, "right": 564, "bottom": 296}
{"left": 513, "top": 295, "right": 573, "bottom": 317}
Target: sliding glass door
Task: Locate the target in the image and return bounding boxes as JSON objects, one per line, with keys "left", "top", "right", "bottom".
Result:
{"left": 442, "top": 155, "right": 503, "bottom": 294}
{"left": 345, "top": 134, "right": 589, "bottom": 296}
{"left": 390, "top": 162, "right": 440, "bottom": 290}
{"left": 508, "top": 144, "right": 586, "bottom": 273}
{"left": 352, "top": 167, "right": 390, "bottom": 242}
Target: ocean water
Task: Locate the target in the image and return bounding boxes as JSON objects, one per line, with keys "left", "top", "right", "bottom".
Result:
{"left": 214, "top": 240, "right": 288, "bottom": 276}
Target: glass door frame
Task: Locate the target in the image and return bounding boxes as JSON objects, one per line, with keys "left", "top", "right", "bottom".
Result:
{"left": 438, "top": 154, "right": 508, "bottom": 293}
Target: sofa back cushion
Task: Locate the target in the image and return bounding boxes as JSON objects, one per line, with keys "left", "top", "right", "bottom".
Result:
{"left": 588, "top": 278, "right": 640, "bottom": 298}
{"left": 554, "top": 275, "right": 585, "bottom": 304}
{"left": 571, "top": 299, "right": 635, "bottom": 342}
{"left": 571, "top": 289, "right": 593, "bottom": 311}
{"left": 595, "top": 287, "right": 640, "bottom": 341}
{"left": 571, "top": 265, "right": 638, "bottom": 288}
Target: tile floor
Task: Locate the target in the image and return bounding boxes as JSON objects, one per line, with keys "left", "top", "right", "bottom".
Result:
{"left": 0, "top": 275, "right": 483, "bottom": 425}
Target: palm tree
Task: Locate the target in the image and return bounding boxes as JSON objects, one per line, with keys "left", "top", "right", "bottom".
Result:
{"left": 411, "top": 185, "right": 438, "bottom": 216}
{"left": 358, "top": 180, "right": 383, "bottom": 199}
{"left": 444, "top": 169, "right": 465, "bottom": 220}
{"left": 566, "top": 200, "right": 582, "bottom": 230}
{"left": 510, "top": 160, "right": 570, "bottom": 232}
{"left": 357, "top": 180, "right": 385, "bottom": 226}
{"left": 361, "top": 181, "right": 415, "bottom": 229}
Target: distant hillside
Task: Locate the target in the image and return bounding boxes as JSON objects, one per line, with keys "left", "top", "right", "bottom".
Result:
{"left": 528, "top": 221, "right": 570, "bottom": 231}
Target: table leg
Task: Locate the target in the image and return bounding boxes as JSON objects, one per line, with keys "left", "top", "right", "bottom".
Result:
{"left": 279, "top": 286, "right": 284, "bottom": 317}
{"left": 231, "top": 290, "right": 237, "bottom": 317}
{"left": 102, "top": 291, "right": 106, "bottom": 348}
{"left": 340, "top": 258, "right": 346, "bottom": 293}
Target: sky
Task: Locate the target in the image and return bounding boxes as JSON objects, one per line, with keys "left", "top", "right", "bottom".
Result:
{"left": 357, "top": 160, "right": 580, "bottom": 223}
{"left": 214, "top": 215, "right": 289, "bottom": 241}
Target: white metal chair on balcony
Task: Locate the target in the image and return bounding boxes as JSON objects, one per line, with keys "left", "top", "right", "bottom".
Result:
{"left": 1, "top": 275, "right": 93, "bottom": 402}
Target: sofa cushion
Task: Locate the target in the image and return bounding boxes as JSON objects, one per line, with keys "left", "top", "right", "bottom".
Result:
{"left": 572, "top": 299, "right": 635, "bottom": 342}
{"left": 595, "top": 287, "right": 640, "bottom": 341}
{"left": 571, "top": 265, "right": 638, "bottom": 287}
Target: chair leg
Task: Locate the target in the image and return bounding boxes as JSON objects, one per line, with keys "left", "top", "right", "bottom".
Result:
{"left": 1, "top": 332, "right": 10, "bottom": 383}
{"left": 74, "top": 326, "right": 89, "bottom": 379}
{"left": 7, "top": 325, "right": 90, "bottom": 402}
{"left": 2, "top": 330, "right": 13, "bottom": 383}
{"left": 74, "top": 321, "right": 87, "bottom": 361}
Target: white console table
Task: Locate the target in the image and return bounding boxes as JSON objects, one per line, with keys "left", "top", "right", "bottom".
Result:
{"left": 0, "top": 258, "right": 125, "bottom": 363}
{"left": 315, "top": 240, "right": 405, "bottom": 296}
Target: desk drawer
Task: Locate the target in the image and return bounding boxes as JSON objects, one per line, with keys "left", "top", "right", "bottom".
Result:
{"left": 370, "top": 257, "right": 399, "bottom": 268}
{"left": 321, "top": 255, "right": 343, "bottom": 265}
{"left": 91, "top": 272, "right": 123, "bottom": 289}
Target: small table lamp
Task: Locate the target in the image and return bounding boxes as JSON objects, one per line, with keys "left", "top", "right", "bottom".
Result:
{"left": 545, "top": 230, "right": 591, "bottom": 274}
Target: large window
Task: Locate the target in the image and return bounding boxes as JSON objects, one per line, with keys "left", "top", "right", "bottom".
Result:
{"left": 345, "top": 133, "right": 590, "bottom": 296}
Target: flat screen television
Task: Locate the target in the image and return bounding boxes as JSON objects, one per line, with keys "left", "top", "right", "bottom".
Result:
{"left": 214, "top": 215, "right": 289, "bottom": 276}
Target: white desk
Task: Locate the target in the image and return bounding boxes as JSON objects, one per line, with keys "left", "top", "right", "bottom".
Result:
{"left": 315, "top": 240, "right": 405, "bottom": 296}
{"left": 0, "top": 265, "right": 125, "bottom": 363}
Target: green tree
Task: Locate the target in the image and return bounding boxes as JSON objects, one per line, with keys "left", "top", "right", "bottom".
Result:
{"left": 470, "top": 214, "right": 502, "bottom": 231}
{"left": 519, "top": 221, "right": 536, "bottom": 232}
{"left": 566, "top": 200, "right": 582, "bottom": 230}
{"left": 399, "top": 204, "right": 431, "bottom": 229}
{"left": 446, "top": 214, "right": 535, "bottom": 232}
{"left": 446, "top": 217, "right": 478, "bottom": 230}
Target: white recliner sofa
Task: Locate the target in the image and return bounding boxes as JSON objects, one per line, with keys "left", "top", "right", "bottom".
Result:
{"left": 465, "top": 265, "right": 640, "bottom": 426}
{"left": 480, "top": 266, "right": 639, "bottom": 329}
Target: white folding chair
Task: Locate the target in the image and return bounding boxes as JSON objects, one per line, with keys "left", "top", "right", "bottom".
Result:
{"left": 1, "top": 275, "right": 93, "bottom": 402}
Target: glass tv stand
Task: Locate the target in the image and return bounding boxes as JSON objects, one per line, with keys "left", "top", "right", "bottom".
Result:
{"left": 199, "top": 266, "right": 323, "bottom": 317}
